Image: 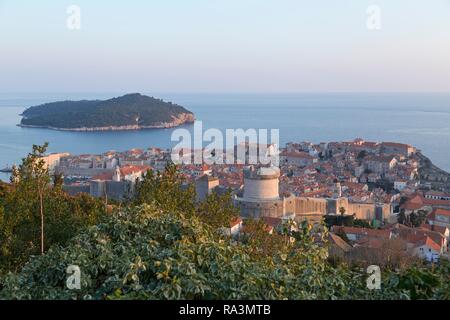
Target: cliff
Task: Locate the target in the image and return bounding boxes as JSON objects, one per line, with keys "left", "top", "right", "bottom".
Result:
{"left": 417, "top": 152, "right": 450, "bottom": 192}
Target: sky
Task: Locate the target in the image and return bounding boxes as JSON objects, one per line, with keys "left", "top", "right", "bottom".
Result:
{"left": 0, "top": 0, "right": 450, "bottom": 93}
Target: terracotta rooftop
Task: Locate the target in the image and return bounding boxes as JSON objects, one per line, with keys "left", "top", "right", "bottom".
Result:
{"left": 432, "top": 208, "right": 450, "bottom": 217}
{"left": 229, "top": 217, "right": 243, "bottom": 228}
{"left": 401, "top": 194, "right": 450, "bottom": 210}
{"left": 262, "top": 216, "right": 283, "bottom": 228}
{"left": 332, "top": 226, "right": 391, "bottom": 239}
{"left": 420, "top": 224, "right": 448, "bottom": 236}
{"left": 410, "top": 236, "right": 441, "bottom": 252}
{"left": 381, "top": 142, "right": 413, "bottom": 149}
{"left": 120, "top": 165, "right": 151, "bottom": 176}
{"left": 328, "top": 233, "right": 352, "bottom": 252}
{"left": 281, "top": 151, "right": 314, "bottom": 159}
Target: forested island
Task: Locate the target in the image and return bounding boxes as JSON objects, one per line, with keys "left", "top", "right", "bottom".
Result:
{"left": 19, "top": 93, "right": 195, "bottom": 131}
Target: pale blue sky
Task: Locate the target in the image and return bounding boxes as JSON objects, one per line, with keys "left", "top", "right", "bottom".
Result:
{"left": 1, "top": 0, "right": 450, "bottom": 93}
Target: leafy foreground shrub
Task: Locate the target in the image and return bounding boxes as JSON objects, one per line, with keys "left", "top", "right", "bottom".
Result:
{"left": 0, "top": 204, "right": 449, "bottom": 300}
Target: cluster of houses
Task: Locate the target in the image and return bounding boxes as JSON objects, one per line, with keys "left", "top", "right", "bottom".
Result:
{"left": 210, "top": 139, "right": 449, "bottom": 264}
{"left": 50, "top": 148, "right": 169, "bottom": 200}
{"left": 58, "top": 147, "right": 167, "bottom": 172}
{"left": 221, "top": 196, "right": 450, "bottom": 264}
{"left": 279, "top": 139, "right": 419, "bottom": 201}
{"left": 45, "top": 138, "right": 450, "bottom": 264}
{"left": 331, "top": 222, "right": 448, "bottom": 264}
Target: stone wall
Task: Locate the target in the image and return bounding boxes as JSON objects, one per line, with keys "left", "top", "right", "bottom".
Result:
{"left": 62, "top": 184, "right": 90, "bottom": 196}
{"left": 237, "top": 190, "right": 393, "bottom": 223}
{"left": 236, "top": 198, "right": 284, "bottom": 219}
{"left": 295, "top": 197, "right": 327, "bottom": 215}
{"left": 56, "top": 166, "right": 113, "bottom": 177}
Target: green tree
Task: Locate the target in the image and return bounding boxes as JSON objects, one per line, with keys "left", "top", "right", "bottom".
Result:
{"left": 10, "top": 143, "right": 50, "bottom": 255}
{"left": 398, "top": 209, "right": 407, "bottom": 225}
{"left": 410, "top": 210, "right": 427, "bottom": 228}
{"left": 132, "top": 162, "right": 195, "bottom": 215}
{"left": 5, "top": 201, "right": 447, "bottom": 300}
{"left": 0, "top": 204, "right": 357, "bottom": 300}
{"left": 196, "top": 191, "right": 238, "bottom": 229}
{"left": 399, "top": 196, "right": 408, "bottom": 206}
{"left": 0, "top": 144, "right": 106, "bottom": 274}
{"left": 240, "top": 219, "right": 287, "bottom": 260}
{"left": 353, "top": 218, "right": 373, "bottom": 229}
{"left": 357, "top": 150, "right": 367, "bottom": 160}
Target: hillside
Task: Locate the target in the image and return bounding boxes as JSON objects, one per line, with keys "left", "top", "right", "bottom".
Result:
{"left": 19, "top": 93, "right": 195, "bottom": 131}
{"left": 1, "top": 155, "right": 450, "bottom": 300}
{"left": 418, "top": 152, "right": 450, "bottom": 192}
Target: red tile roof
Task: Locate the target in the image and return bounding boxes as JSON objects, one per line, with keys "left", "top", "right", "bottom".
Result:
{"left": 381, "top": 142, "right": 413, "bottom": 149}
{"left": 331, "top": 226, "right": 391, "bottom": 239}
{"left": 328, "top": 233, "right": 352, "bottom": 252}
{"left": 401, "top": 194, "right": 450, "bottom": 210}
{"left": 92, "top": 172, "right": 113, "bottom": 180}
{"left": 410, "top": 236, "right": 441, "bottom": 252}
{"left": 262, "top": 217, "right": 282, "bottom": 228}
{"left": 120, "top": 165, "right": 151, "bottom": 176}
{"left": 420, "top": 224, "right": 448, "bottom": 235}
{"left": 386, "top": 223, "right": 445, "bottom": 249}
{"left": 433, "top": 208, "right": 450, "bottom": 217}
{"left": 281, "top": 151, "right": 314, "bottom": 159}
{"left": 91, "top": 165, "right": 151, "bottom": 181}
{"left": 229, "top": 217, "right": 243, "bottom": 228}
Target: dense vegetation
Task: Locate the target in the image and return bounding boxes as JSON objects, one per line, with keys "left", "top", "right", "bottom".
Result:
{"left": 398, "top": 209, "right": 428, "bottom": 228}
{"left": 0, "top": 144, "right": 449, "bottom": 299}
{"left": 0, "top": 144, "right": 106, "bottom": 274}
{"left": 324, "top": 214, "right": 375, "bottom": 229}
{"left": 20, "top": 93, "right": 194, "bottom": 129}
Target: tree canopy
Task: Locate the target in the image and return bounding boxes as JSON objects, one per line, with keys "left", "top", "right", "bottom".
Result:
{"left": 1, "top": 201, "right": 449, "bottom": 300}
{"left": 0, "top": 144, "right": 106, "bottom": 274}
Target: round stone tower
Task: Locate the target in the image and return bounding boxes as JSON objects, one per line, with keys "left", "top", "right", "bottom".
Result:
{"left": 236, "top": 166, "right": 283, "bottom": 219}
{"left": 243, "top": 166, "right": 280, "bottom": 201}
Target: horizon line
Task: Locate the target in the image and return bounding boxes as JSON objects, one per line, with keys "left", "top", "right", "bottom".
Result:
{"left": 1, "top": 91, "right": 450, "bottom": 96}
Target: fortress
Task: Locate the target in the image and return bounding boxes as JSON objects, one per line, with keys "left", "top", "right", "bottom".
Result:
{"left": 236, "top": 166, "right": 286, "bottom": 218}
{"left": 234, "top": 166, "right": 393, "bottom": 223}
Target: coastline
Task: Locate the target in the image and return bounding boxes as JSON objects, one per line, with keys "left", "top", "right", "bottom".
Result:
{"left": 417, "top": 152, "right": 450, "bottom": 191}
{"left": 17, "top": 113, "right": 195, "bottom": 132}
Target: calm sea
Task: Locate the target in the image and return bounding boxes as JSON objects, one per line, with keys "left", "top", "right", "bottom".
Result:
{"left": 1, "top": 92, "right": 450, "bottom": 181}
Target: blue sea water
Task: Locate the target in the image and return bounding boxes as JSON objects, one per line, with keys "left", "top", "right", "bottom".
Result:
{"left": 1, "top": 92, "right": 450, "bottom": 181}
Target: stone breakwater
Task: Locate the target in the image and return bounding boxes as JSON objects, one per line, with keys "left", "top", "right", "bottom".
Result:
{"left": 17, "top": 113, "right": 195, "bottom": 132}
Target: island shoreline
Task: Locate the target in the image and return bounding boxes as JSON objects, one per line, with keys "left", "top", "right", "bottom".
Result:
{"left": 16, "top": 119, "right": 195, "bottom": 132}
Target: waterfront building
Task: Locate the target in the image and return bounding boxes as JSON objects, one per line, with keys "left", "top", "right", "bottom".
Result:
{"left": 380, "top": 142, "right": 416, "bottom": 157}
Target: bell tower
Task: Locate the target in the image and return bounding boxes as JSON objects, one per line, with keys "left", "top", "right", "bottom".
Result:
{"left": 113, "top": 166, "right": 121, "bottom": 182}
{"left": 333, "top": 179, "right": 342, "bottom": 199}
